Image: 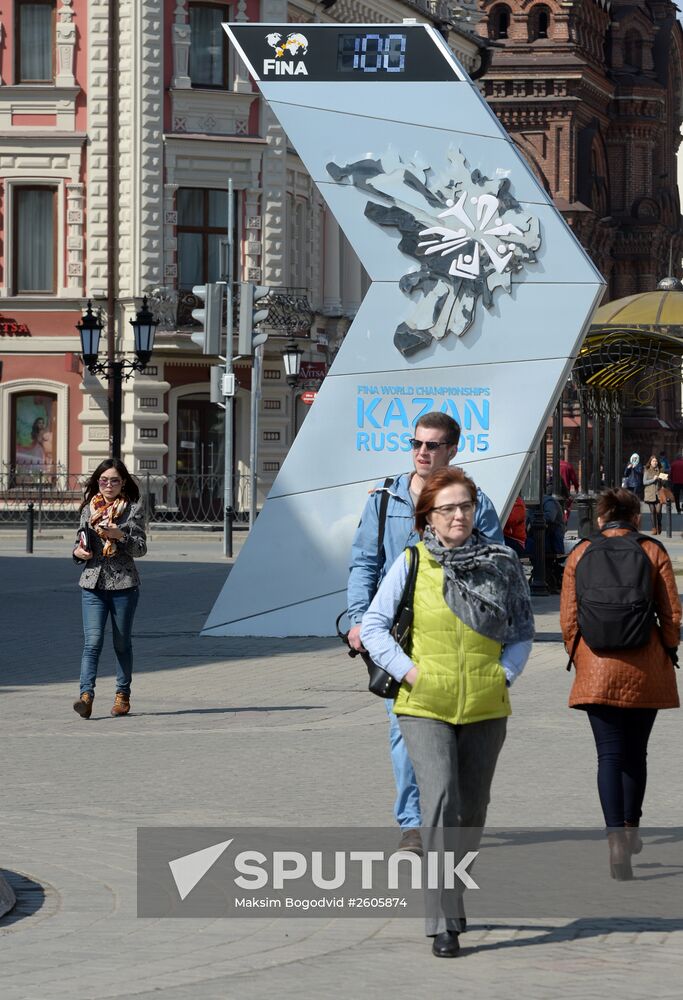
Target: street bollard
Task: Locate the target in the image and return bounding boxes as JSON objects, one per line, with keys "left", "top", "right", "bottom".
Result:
{"left": 666, "top": 499, "right": 672, "bottom": 539}
{"left": 26, "top": 502, "right": 35, "bottom": 554}
{"left": 528, "top": 504, "right": 549, "bottom": 596}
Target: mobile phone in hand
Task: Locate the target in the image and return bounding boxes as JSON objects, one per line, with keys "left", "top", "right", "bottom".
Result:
{"left": 79, "top": 528, "right": 91, "bottom": 551}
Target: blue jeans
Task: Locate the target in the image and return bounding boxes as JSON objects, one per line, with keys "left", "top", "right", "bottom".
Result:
{"left": 80, "top": 587, "right": 139, "bottom": 697}
{"left": 386, "top": 699, "right": 421, "bottom": 829}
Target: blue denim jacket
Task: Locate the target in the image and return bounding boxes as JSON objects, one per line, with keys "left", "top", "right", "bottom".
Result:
{"left": 347, "top": 471, "right": 503, "bottom": 625}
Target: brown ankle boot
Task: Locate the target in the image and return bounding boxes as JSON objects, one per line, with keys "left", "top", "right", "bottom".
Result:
{"left": 73, "top": 692, "right": 94, "bottom": 719}
{"left": 624, "top": 822, "right": 643, "bottom": 855}
{"left": 111, "top": 692, "right": 130, "bottom": 717}
{"left": 607, "top": 830, "right": 633, "bottom": 880}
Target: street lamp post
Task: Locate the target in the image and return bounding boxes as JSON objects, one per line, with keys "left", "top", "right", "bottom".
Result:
{"left": 77, "top": 298, "right": 158, "bottom": 460}
{"left": 282, "top": 340, "right": 304, "bottom": 446}
{"left": 282, "top": 340, "right": 303, "bottom": 388}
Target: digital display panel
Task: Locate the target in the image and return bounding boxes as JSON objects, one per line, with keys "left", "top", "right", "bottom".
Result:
{"left": 224, "top": 23, "right": 462, "bottom": 83}
{"left": 337, "top": 33, "right": 407, "bottom": 74}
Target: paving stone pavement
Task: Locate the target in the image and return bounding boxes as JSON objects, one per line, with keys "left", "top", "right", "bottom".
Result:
{"left": 1, "top": 528, "right": 682, "bottom": 999}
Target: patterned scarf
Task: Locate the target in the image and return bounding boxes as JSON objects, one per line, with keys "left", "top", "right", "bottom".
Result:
{"left": 422, "top": 525, "right": 535, "bottom": 644}
{"left": 90, "top": 494, "right": 127, "bottom": 558}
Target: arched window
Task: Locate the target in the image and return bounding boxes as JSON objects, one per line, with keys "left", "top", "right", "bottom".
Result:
{"left": 623, "top": 29, "right": 643, "bottom": 70}
{"left": 528, "top": 5, "right": 551, "bottom": 42}
{"left": 489, "top": 5, "right": 511, "bottom": 41}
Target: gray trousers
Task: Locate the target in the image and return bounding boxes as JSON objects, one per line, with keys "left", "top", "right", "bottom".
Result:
{"left": 398, "top": 714, "right": 507, "bottom": 936}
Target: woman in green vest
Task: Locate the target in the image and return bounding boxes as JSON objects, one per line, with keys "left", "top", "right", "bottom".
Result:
{"left": 361, "top": 466, "right": 534, "bottom": 958}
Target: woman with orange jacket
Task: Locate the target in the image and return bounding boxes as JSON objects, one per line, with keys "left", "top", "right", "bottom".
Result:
{"left": 560, "top": 488, "right": 680, "bottom": 879}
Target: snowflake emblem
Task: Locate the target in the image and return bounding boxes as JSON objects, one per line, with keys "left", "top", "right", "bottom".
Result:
{"left": 418, "top": 192, "right": 525, "bottom": 279}
{"left": 326, "top": 147, "right": 542, "bottom": 356}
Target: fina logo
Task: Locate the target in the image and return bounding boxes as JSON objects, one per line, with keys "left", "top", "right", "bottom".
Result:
{"left": 263, "top": 32, "right": 309, "bottom": 76}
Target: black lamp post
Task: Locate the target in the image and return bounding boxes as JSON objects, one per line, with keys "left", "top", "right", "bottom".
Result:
{"left": 77, "top": 297, "right": 158, "bottom": 460}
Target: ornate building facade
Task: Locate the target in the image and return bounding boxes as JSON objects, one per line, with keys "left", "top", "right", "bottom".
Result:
{"left": 0, "top": 0, "right": 483, "bottom": 509}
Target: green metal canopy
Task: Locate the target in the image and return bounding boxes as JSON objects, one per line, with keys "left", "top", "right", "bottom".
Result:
{"left": 577, "top": 282, "right": 683, "bottom": 402}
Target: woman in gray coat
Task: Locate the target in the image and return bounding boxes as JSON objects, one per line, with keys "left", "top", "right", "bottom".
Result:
{"left": 72, "top": 459, "right": 147, "bottom": 719}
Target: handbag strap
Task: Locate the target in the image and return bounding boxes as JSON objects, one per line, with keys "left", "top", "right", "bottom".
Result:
{"left": 393, "top": 545, "right": 419, "bottom": 627}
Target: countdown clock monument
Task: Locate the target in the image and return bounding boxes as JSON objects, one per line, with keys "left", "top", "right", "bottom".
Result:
{"left": 202, "top": 22, "right": 604, "bottom": 637}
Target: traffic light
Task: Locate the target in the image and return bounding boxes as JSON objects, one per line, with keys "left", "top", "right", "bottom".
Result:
{"left": 190, "top": 283, "right": 223, "bottom": 355}
{"left": 238, "top": 282, "right": 271, "bottom": 355}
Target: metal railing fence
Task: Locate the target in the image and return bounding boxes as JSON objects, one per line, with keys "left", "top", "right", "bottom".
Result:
{"left": 0, "top": 465, "right": 253, "bottom": 528}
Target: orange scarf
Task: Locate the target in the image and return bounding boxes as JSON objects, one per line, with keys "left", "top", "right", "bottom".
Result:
{"left": 90, "top": 494, "right": 127, "bottom": 557}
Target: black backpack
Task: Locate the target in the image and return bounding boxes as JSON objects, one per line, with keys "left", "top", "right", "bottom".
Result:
{"left": 567, "top": 527, "right": 661, "bottom": 668}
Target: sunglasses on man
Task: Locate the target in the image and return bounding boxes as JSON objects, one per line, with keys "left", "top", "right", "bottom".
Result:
{"left": 408, "top": 438, "right": 450, "bottom": 452}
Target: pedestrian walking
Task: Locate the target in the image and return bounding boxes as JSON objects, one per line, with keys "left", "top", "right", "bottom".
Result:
{"left": 72, "top": 459, "right": 147, "bottom": 719}
{"left": 658, "top": 450, "right": 670, "bottom": 473}
{"left": 560, "top": 488, "right": 680, "bottom": 880}
{"left": 361, "top": 467, "right": 534, "bottom": 957}
{"left": 559, "top": 457, "right": 579, "bottom": 495}
{"left": 503, "top": 494, "right": 526, "bottom": 557}
{"left": 642, "top": 454, "right": 665, "bottom": 534}
{"left": 346, "top": 413, "right": 503, "bottom": 854}
{"left": 622, "top": 452, "right": 644, "bottom": 499}
{"left": 669, "top": 453, "right": 683, "bottom": 514}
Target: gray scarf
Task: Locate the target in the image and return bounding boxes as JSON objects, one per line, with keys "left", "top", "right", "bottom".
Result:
{"left": 422, "top": 526, "right": 535, "bottom": 644}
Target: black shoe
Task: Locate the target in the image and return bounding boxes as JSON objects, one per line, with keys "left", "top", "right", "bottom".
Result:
{"left": 432, "top": 931, "right": 460, "bottom": 958}
{"left": 397, "top": 828, "right": 423, "bottom": 856}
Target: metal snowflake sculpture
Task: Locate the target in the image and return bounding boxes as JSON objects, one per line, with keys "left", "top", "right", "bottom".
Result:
{"left": 327, "top": 147, "right": 542, "bottom": 356}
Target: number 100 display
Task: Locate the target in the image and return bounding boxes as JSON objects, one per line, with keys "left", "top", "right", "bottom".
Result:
{"left": 337, "top": 33, "right": 407, "bottom": 74}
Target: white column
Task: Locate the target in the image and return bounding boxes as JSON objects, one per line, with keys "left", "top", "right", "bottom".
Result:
{"left": 56, "top": 0, "right": 77, "bottom": 88}
{"left": 233, "top": 0, "right": 252, "bottom": 93}
{"left": 172, "top": 1, "right": 191, "bottom": 89}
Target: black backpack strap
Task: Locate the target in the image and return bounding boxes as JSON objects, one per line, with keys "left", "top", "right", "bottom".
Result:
{"left": 565, "top": 537, "right": 590, "bottom": 670}
{"left": 566, "top": 632, "right": 580, "bottom": 671}
{"left": 376, "top": 477, "right": 394, "bottom": 564}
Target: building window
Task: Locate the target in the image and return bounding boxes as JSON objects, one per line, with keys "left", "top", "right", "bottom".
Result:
{"left": 528, "top": 6, "right": 551, "bottom": 42}
{"left": 489, "top": 5, "right": 511, "bottom": 41}
{"left": 15, "top": 1, "right": 55, "bottom": 83}
{"left": 189, "top": 3, "right": 229, "bottom": 89}
{"left": 177, "top": 188, "right": 232, "bottom": 289}
{"left": 13, "top": 187, "right": 56, "bottom": 294}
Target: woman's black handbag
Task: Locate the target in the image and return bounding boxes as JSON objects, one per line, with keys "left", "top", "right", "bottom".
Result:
{"left": 337, "top": 546, "right": 419, "bottom": 700}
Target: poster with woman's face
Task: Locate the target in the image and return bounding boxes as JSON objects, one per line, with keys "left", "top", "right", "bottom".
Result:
{"left": 14, "top": 394, "right": 56, "bottom": 469}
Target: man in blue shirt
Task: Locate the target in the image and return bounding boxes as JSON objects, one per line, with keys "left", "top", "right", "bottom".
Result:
{"left": 346, "top": 412, "right": 503, "bottom": 852}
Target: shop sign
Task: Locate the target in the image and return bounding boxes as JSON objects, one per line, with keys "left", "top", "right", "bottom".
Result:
{"left": 299, "top": 361, "right": 327, "bottom": 380}
{"left": 0, "top": 314, "right": 31, "bottom": 336}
